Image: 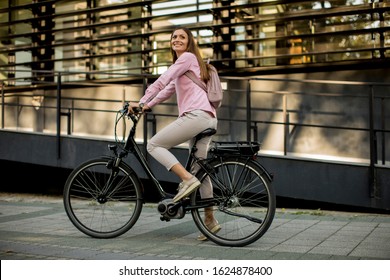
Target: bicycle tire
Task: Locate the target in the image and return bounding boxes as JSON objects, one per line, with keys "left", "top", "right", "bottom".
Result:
{"left": 191, "top": 157, "right": 276, "bottom": 247}
{"left": 63, "top": 157, "right": 143, "bottom": 238}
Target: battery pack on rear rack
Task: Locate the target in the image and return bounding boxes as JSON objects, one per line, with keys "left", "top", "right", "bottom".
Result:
{"left": 210, "top": 141, "right": 261, "bottom": 157}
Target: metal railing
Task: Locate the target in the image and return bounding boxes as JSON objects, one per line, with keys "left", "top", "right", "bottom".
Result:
{"left": 1, "top": 69, "right": 389, "bottom": 198}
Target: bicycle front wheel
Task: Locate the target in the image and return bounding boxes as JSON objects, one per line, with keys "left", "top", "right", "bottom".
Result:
{"left": 191, "top": 157, "right": 275, "bottom": 247}
{"left": 63, "top": 157, "right": 143, "bottom": 238}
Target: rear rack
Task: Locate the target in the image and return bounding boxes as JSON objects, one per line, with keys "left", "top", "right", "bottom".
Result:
{"left": 210, "top": 141, "right": 261, "bottom": 156}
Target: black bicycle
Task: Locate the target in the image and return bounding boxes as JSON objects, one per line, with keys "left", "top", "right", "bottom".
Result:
{"left": 63, "top": 103, "right": 276, "bottom": 247}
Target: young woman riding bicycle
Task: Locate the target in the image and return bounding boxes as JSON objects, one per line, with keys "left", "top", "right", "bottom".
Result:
{"left": 127, "top": 27, "right": 220, "bottom": 240}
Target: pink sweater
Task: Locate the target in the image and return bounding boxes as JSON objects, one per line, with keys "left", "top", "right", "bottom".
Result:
{"left": 139, "top": 52, "right": 216, "bottom": 117}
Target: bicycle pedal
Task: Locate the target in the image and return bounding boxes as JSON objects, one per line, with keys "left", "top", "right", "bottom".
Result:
{"left": 160, "top": 216, "right": 170, "bottom": 222}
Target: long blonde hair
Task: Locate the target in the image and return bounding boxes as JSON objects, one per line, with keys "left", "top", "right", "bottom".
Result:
{"left": 170, "top": 27, "right": 210, "bottom": 83}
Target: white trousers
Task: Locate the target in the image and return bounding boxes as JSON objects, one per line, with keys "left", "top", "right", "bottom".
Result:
{"left": 147, "top": 109, "right": 218, "bottom": 198}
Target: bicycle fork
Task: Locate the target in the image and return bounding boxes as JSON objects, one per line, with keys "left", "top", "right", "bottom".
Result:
{"left": 96, "top": 156, "right": 123, "bottom": 202}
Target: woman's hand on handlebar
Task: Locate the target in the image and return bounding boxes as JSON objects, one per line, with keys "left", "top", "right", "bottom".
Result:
{"left": 127, "top": 102, "right": 151, "bottom": 115}
{"left": 127, "top": 102, "right": 139, "bottom": 115}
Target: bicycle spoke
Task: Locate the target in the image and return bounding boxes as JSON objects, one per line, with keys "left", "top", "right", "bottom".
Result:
{"left": 72, "top": 169, "right": 103, "bottom": 199}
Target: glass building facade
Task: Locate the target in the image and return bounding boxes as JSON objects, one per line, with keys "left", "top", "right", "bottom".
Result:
{"left": 1, "top": 0, "right": 389, "bottom": 85}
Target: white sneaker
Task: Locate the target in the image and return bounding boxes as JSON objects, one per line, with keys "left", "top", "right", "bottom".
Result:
{"left": 173, "top": 176, "right": 201, "bottom": 202}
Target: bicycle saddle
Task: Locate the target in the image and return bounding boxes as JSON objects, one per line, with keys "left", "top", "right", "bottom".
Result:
{"left": 195, "top": 128, "right": 217, "bottom": 141}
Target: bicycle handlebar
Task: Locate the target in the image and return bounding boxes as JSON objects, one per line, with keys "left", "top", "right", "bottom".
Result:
{"left": 121, "top": 102, "right": 152, "bottom": 115}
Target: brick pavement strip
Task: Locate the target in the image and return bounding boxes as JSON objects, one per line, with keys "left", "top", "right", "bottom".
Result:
{"left": 0, "top": 192, "right": 390, "bottom": 260}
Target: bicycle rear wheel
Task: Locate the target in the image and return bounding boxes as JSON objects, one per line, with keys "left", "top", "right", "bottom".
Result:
{"left": 63, "top": 157, "right": 143, "bottom": 238}
{"left": 191, "top": 157, "right": 275, "bottom": 247}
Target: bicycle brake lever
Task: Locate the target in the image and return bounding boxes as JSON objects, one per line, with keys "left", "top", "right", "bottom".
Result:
{"left": 119, "top": 102, "right": 129, "bottom": 115}
{"left": 119, "top": 108, "right": 128, "bottom": 115}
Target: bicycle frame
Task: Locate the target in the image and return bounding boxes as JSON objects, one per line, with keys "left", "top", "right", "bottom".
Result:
{"left": 112, "top": 110, "right": 224, "bottom": 210}
{"left": 111, "top": 108, "right": 213, "bottom": 200}
{"left": 112, "top": 106, "right": 272, "bottom": 213}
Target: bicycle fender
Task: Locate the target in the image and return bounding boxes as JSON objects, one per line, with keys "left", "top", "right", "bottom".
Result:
{"left": 252, "top": 159, "right": 274, "bottom": 182}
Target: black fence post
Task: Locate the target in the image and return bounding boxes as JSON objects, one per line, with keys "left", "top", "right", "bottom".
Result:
{"left": 142, "top": 76, "right": 148, "bottom": 157}
{"left": 1, "top": 82, "right": 4, "bottom": 129}
{"left": 369, "top": 85, "right": 378, "bottom": 198}
{"left": 246, "top": 80, "right": 251, "bottom": 142}
{"left": 56, "top": 73, "right": 62, "bottom": 159}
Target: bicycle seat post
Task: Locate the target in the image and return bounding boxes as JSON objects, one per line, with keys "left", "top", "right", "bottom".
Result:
{"left": 185, "top": 128, "right": 217, "bottom": 170}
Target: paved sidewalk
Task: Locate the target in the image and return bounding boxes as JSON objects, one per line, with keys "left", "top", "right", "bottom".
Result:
{"left": 0, "top": 192, "right": 389, "bottom": 260}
